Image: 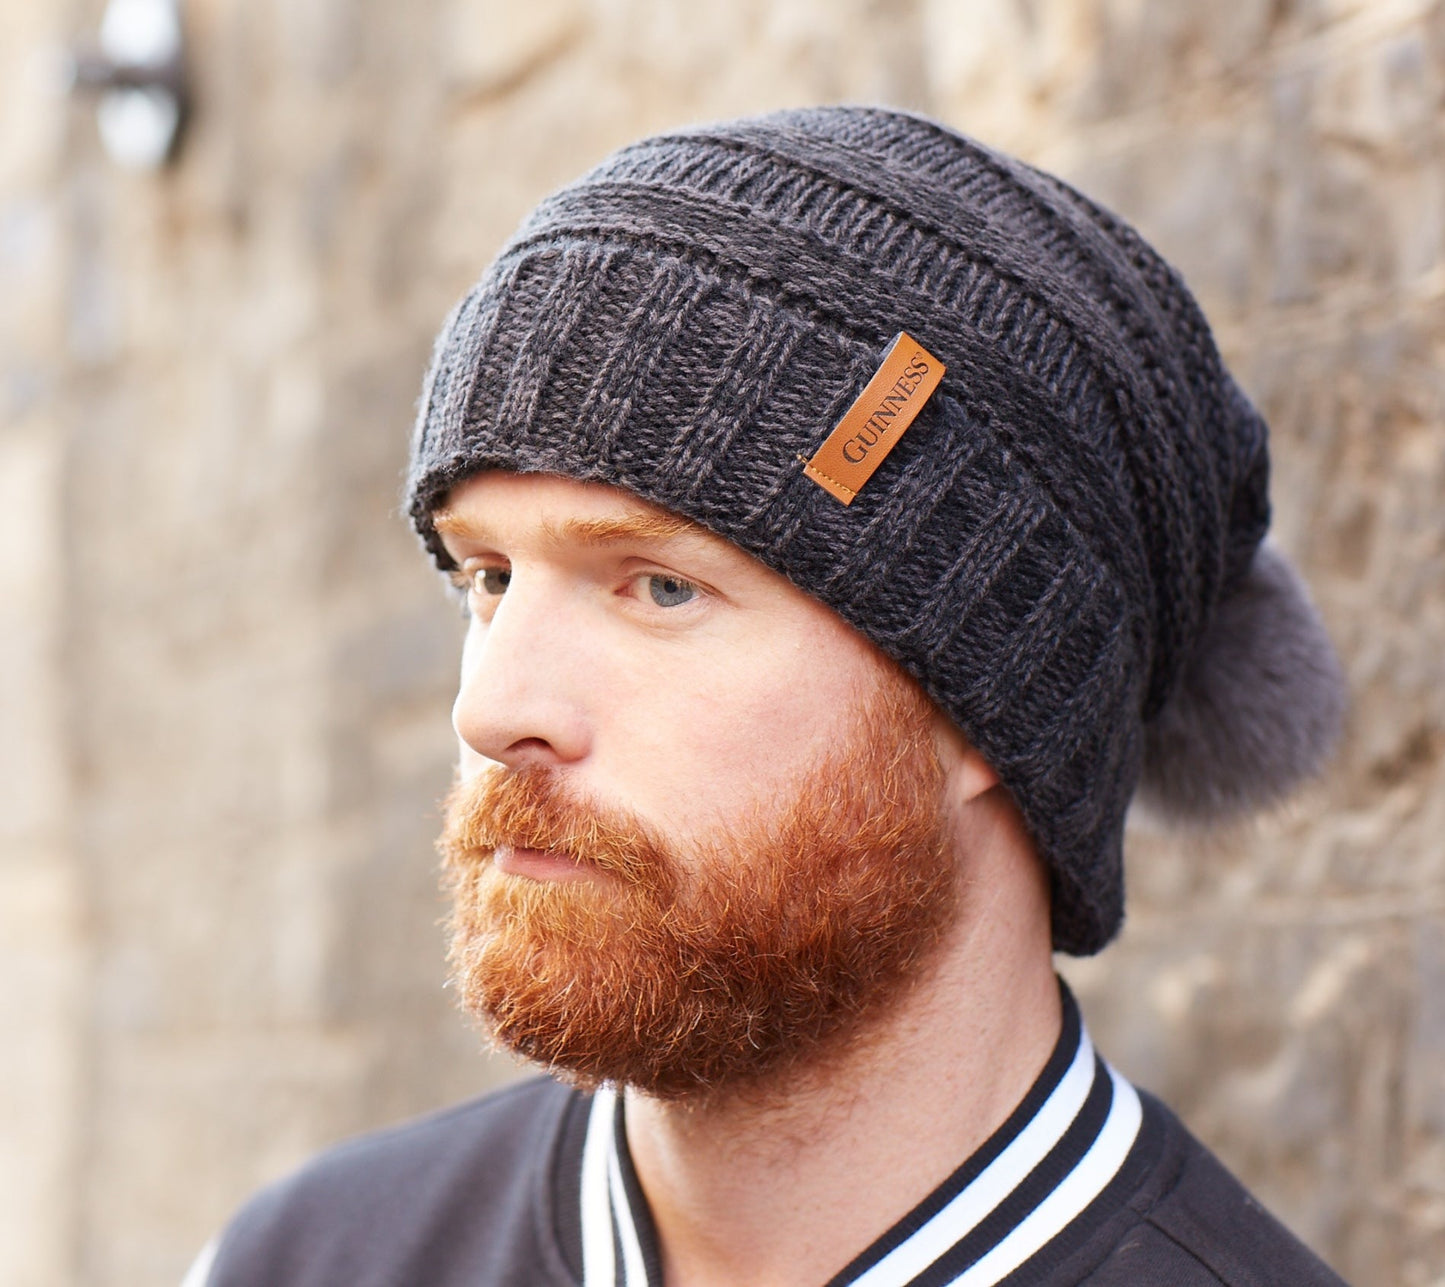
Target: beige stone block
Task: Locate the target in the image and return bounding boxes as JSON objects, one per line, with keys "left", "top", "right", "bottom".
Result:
{"left": 1312, "top": 31, "right": 1441, "bottom": 150}
{"left": 0, "top": 855, "right": 83, "bottom": 1287}
{"left": 442, "top": 0, "right": 586, "bottom": 95}
{"left": 0, "top": 3, "right": 67, "bottom": 187}
{"left": 0, "top": 427, "right": 63, "bottom": 849}
{"left": 1307, "top": 0, "right": 1435, "bottom": 29}
{"left": 922, "top": 0, "right": 1096, "bottom": 151}
{"left": 0, "top": 196, "right": 61, "bottom": 379}
{"left": 923, "top": 0, "right": 1288, "bottom": 147}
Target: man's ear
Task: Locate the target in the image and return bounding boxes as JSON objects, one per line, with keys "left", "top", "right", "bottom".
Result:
{"left": 931, "top": 711, "right": 1000, "bottom": 806}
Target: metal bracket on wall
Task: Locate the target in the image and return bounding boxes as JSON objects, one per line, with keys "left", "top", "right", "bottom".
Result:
{"left": 67, "top": 0, "right": 189, "bottom": 170}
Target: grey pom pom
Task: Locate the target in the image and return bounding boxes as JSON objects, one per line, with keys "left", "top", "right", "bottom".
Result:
{"left": 1138, "top": 543, "right": 1347, "bottom": 823}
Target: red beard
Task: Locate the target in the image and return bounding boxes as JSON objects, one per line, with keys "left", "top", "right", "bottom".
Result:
{"left": 439, "top": 673, "right": 955, "bottom": 1100}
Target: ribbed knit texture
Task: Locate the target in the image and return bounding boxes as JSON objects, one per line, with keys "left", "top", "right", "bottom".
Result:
{"left": 407, "top": 107, "right": 1275, "bottom": 955}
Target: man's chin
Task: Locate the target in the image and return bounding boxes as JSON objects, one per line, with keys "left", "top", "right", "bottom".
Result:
{"left": 450, "top": 912, "right": 696, "bottom": 1097}
{"left": 447, "top": 868, "right": 951, "bottom": 1102}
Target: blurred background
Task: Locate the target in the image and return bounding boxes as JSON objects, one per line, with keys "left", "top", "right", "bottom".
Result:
{"left": 2, "top": 1, "right": 1443, "bottom": 1284}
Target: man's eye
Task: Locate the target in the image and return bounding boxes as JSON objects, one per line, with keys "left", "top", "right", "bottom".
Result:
{"left": 647, "top": 574, "right": 697, "bottom": 607}
{"left": 471, "top": 567, "right": 511, "bottom": 596}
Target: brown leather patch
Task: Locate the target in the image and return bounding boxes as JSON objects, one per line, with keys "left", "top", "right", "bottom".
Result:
{"left": 802, "top": 332, "right": 946, "bottom": 505}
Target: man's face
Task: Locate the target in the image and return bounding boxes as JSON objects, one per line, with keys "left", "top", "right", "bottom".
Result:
{"left": 434, "top": 472, "right": 962, "bottom": 1098}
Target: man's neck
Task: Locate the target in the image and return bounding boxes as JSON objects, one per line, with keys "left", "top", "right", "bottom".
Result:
{"left": 623, "top": 857, "right": 1062, "bottom": 1287}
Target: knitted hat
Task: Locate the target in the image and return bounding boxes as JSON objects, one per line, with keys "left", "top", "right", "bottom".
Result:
{"left": 406, "top": 106, "right": 1346, "bottom": 955}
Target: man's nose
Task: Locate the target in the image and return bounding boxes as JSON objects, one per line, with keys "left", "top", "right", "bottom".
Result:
{"left": 451, "top": 575, "right": 592, "bottom": 770}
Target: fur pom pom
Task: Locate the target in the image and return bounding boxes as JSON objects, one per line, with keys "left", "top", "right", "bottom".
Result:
{"left": 1138, "top": 544, "right": 1347, "bottom": 823}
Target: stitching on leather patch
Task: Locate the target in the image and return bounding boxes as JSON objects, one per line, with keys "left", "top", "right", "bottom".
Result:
{"left": 802, "top": 332, "right": 946, "bottom": 506}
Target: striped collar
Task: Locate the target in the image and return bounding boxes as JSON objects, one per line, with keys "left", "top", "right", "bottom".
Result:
{"left": 577, "top": 985, "right": 1142, "bottom": 1287}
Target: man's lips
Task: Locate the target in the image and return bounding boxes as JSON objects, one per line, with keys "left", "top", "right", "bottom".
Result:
{"left": 493, "top": 844, "right": 598, "bottom": 882}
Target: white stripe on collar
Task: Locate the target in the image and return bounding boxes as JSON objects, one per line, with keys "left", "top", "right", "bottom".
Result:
{"left": 580, "top": 1084, "right": 619, "bottom": 1287}
{"left": 577, "top": 1015, "right": 1141, "bottom": 1287}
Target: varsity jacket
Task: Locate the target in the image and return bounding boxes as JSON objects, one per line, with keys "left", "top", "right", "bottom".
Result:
{"left": 192, "top": 990, "right": 1348, "bottom": 1286}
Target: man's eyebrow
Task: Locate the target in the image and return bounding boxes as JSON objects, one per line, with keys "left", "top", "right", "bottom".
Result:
{"left": 431, "top": 508, "right": 702, "bottom": 548}
{"left": 552, "top": 513, "right": 700, "bottom": 545}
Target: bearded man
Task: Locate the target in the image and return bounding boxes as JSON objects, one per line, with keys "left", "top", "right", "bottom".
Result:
{"left": 190, "top": 107, "right": 1350, "bottom": 1286}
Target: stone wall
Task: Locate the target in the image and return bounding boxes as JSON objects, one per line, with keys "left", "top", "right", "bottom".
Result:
{"left": 0, "top": 1, "right": 1439, "bottom": 1283}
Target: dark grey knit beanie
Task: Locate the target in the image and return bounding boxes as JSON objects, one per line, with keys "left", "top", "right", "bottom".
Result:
{"left": 407, "top": 106, "right": 1346, "bottom": 955}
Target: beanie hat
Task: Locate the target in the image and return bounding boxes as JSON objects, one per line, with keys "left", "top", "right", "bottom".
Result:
{"left": 406, "top": 106, "right": 1346, "bottom": 955}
